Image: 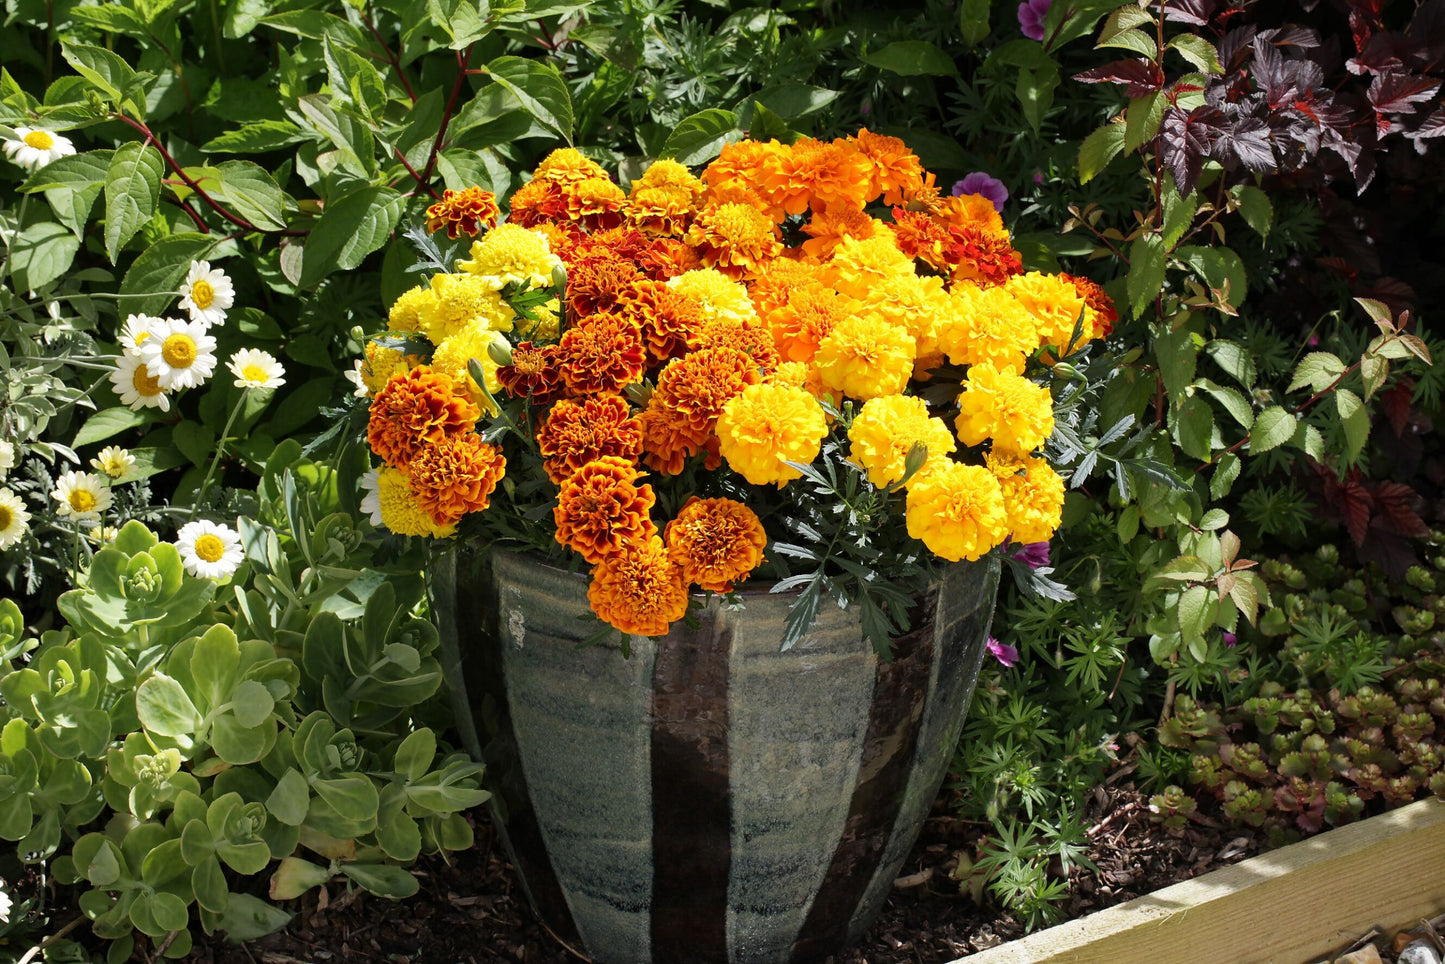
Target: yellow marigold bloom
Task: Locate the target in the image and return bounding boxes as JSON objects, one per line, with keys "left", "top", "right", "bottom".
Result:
{"left": 954, "top": 364, "right": 1055, "bottom": 454}
{"left": 848, "top": 394, "right": 956, "bottom": 489}
{"left": 665, "top": 268, "right": 758, "bottom": 324}
{"left": 361, "top": 341, "right": 425, "bottom": 395}
{"left": 1005, "top": 271, "right": 1090, "bottom": 352}
{"left": 763, "top": 137, "right": 873, "bottom": 215}
{"left": 905, "top": 462, "right": 1009, "bottom": 562}
{"left": 935, "top": 193, "right": 1008, "bottom": 239}
{"left": 715, "top": 382, "right": 827, "bottom": 487}
{"left": 637, "top": 159, "right": 704, "bottom": 197}
{"left": 938, "top": 284, "right": 1038, "bottom": 374}
{"left": 764, "top": 283, "right": 856, "bottom": 363}
{"left": 554, "top": 456, "right": 657, "bottom": 564}
{"left": 665, "top": 496, "right": 768, "bottom": 592}
{"left": 851, "top": 129, "right": 925, "bottom": 206}
{"left": 367, "top": 366, "right": 480, "bottom": 469}
{"left": 822, "top": 234, "right": 915, "bottom": 301}
{"left": 685, "top": 202, "right": 783, "bottom": 279}
{"left": 587, "top": 535, "right": 690, "bottom": 637}
{"left": 813, "top": 313, "right": 915, "bottom": 401}
{"left": 518, "top": 296, "right": 562, "bottom": 343}
{"left": 431, "top": 323, "right": 508, "bottom": 413}
{"left": 767, "top": 360, "right": 810, "bottom": 388}
{"left": 456, "top": 224, "right": 564, "bottom": 290}
{"left": 389, "top": 284, "right": 437, "bottom": 333}
{"left": 420, "top": 272, "right": 514, "bottom": 344}
{"left": 860, "top": 272, "right": 950, "bottom": 361}
{"left": 534, "top": 147, "right": 607, "bottom": 183}
{"left": 799, "top": 207, "right": 890, "bottom": 260}
{"left": 407, "top": 433, "right": 507, "bottom": 526}
{"left": 426, "top": 187, "right": 500, "bottom": 239}
{"left": 371, "top": 465, "right": 457, "bottom": 538}
{"left": 988, "top": 451, "right": 1065, "bottom": 545}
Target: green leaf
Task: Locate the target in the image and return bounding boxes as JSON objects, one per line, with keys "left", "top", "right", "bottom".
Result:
{"left": 201, "top": 121, "right": 304, "bottom": 154}
{"left": 214, "top": 161, "right": 289, "bottom": 231}
{"left": 1230, "top": 184, "right": 1272, "bottom": 237}
{"left": 958, "top": 0, "right": 990, "bottom": 46}
{"left": 1249, "top": 406, "right": 1296, "bottom": 454}
{"left": 1015, "top": 62, "right": 1060, "bottom": 134}
{"left": 230, "top": 680, "right": 275, "bottom": 728}
{"left": 269, "top": 857, "right": 332, "bottom": 900}
{"left": 1078, "top": 122, "right": 1126, "bottom": 183}
{"left": 119, "top": 234, "right": 218, "bottom": 316}
{"left": 299, "top": 187, "right": 405, "bottom": 288}
{"left": 1100, "top": 28, "right": 1157, "bottom": 59}
{"left": 324, "top": 38, "right": 388, "bottom": 120}
{"left": 340, "top": 862, "right": 419, "bottom": 898}
{"left": 137, "top": 674, "right": 202, "bottom": 738}
{"left": 1100, "top": 4, "right": 1153, "bottom": 42}
{"left": 1205, "top": 339, "right": 1256, "bottom": 389}
{"left": 1154, "top": 325, "right": 1197, "bottom": 398}
{"left": 1360, "top": 352, "right": 1388, "bottom": 401}
{"left": 193, "top": 856, "right": 229, "bottom": 913}
{"left": 217, "top": 893, "right": 291, "bottom": 941}
{"left": 1287, "top": 352, "right": 1346, "bottom": 394}
{"left": 392, "top": 728, "right": 435, "bottom": 783}
{"left": 1196, "top": 379, "right": 1254, "bottom": 429}
{"left": 61, "top": 42, "right": 141, "bottom": 105}
{"left": 860, "top": 40, "right": 958, "bottom": 76}
{"left": 1174, "top": 396, "right": 1214, "bottom": 461}
{"left": 103, "top": 142, "right": 163, "bottom": 263}
{"left": 1124, "top": 91, "right": 1167, "bottom": 153}
{"left": 8, "top": 221, "right": 80, "bottom": 292}
{"left": 1354, "top": 297, "right": 1394, "bottom": 328}
{"left": 265, "top": 769, "right": 310, "bottom": 826}
{"left": 483, "top": 56, "right": 574, "bottom": 144}
{"left": 1167, "top": 34, "right": 1222, "bottom": 73}
{"left": 426, "top": 0, "right": 491, "bottom": 48}
{"left": 1175, "top": 244, "right": 1248, "bottom": 306}
{"left": 659, "top": 109, "right": 741, "bottom": 166}
{"left": 1177, "top": 584, "right": 1213, "bottom": 643}
{"left": 1335, "top": 389, "right": 1369, "bottom": 463}
{"left": 312, "top": 775, "right": 378, "bottom": 821}
{"left": 1160, "top": 183, "right": 1197, "bottom": 251}
{"left": 1127, "top": 233, "right": 1167, "bottom": 318}
{"left": 1210, "top": 452, "right": 1241, "bottom": 499}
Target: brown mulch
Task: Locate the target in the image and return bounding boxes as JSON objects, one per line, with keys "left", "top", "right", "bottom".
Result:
{"left": 167, "top": 784, "right": 1266, "bottom": 964}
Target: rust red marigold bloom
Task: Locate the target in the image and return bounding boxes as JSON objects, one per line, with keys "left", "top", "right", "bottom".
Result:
{"left": 553, "top": 456, "right": 657, "bottom": 564}
{"left": 536, "top": 394, "right": 643, "bottom": 484}
{"left": 367, "top": 366, "right": 480, "bottom": 469}
{"left": 506, "top": 178, "right": 569, "bottom": 227}
{"left": 587, "top": 536, "right": 690, "bottom": 637}
{"left": 653, "top": 347, "right": 760, "bottom": 437}
{"left": 665, "top": 496, "right": 768, "bottom": 592}
{"left": 556, "top": 312, "right": 647, "bottom": 396}
{"left": 565, "top": 255, "right": 643, "bottom": 319}
{"left": 496, "top": 341, "right": 563, "bottom": 403}
{"left": 615, "top": 280, "right": 708, "bottom": 366}
{"left": 890, "top": 207, "right": 954, "bottom": 271}
{"left": 1062, "top": 272, "right": 1119, "bottom": 338}
{"left": 947, "top": 224, "right": 1024, "bottom": 288}
{"left": 406, "top": 433, "right": 507, "bottom": 526}
{"left": 425, "top": 187, "right": 500, "bottom": 239}
{"left": 694, "top": 318, "right": 780, "bottom": 371}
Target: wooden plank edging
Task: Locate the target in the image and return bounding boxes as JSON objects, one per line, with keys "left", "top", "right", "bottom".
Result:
{"left": 955, "top": 797, "right": 1445, "bottom": 964}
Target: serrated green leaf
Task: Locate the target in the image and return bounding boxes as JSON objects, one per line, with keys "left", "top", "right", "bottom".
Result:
{"left": 660, "top": 108, "right": 742, "bottom": 166}
{"left": 1196, "top": 378, "right": 1254, "bottom": 429}
{"left": 200, "top": 121, "right": 304, "bottom": 154}
{"left": 120, "top": 233, "right": 219, "bottom": 316}
{"left": 61, "top": 42, "right": 139, "bottom": 105}
{"left": 1174, "top": 395, "right": 1214, "bottom": 461}
{"left": 1230, "top": 184, "right": 1272, "bottom": 237}
{"left": 1124, "top": 91, "right": 1167, "bottom": 153}
{"left": 8, "top": 221, "right": 80, "bottom": 291}
{"left": 1127, "top": 232, "right": 1167, "bottom": 317}
{"left": 1249, "top": 406, "right": 1296, "bottom": 454}
{"left": 1167, "top": 34, "right": 1222, "bottom": 73}
{"left": 214, "top": 160, "right": 288, "bottom": 231}
{"left": 1360, "top": 353, "right": 1388, "bottom": 401}
{"left": 1210, "top": 451, "right": 1241, "bottom": 499}
{"left": 299, "top": 187, "right": 404, "bottom": 288}
{"left": 1100, "top": 28, "right": 1157, "bottom": 58}
{"left": 1335, "top": 388, "right": 1369, "bottom": 463}
{"left": 1287, "top": 352, "right": 1346, "bottom": 394}
{"left": 104, "top": 142, "right": 163, "bottom": 263}
{"left": 484, "top": 57, "right": 573, "bottom": 144}
{"left": 1079, "top": 121, "right": 1126, "bottom": 183}
{"left": 1161, "top": 183, "right": 1196, "bottom": 251}
{"left": 1175, "top": 244, "right": 1248, "bottom": 307}
{"left": 1177, "top": 584, "right": 1213, "bottom": 643}
{"left": 1100, "top": 4, "right": 1153, "bottom": 42}
{"left": 1154, "top": 325, "right": 1197, "bottom": 398}
{"left": 1205, "top": 339, "right": 1256, "bottom": 388}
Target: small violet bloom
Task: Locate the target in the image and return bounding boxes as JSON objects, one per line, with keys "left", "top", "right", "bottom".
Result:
{"left": 1009, "top": 540, "right": 1051, "bottom": 571}
{"left": 987, "top": 637, "right": 1020, "bottom": 668}
{"left": 951, "top": 171, "right": 1009, "bottom": 213}
{"left": 1018, "top": 0, "right": 1051, "bottom": 41}
{"left": 1223, "top": 632, "right": 1238, "bottom": 648}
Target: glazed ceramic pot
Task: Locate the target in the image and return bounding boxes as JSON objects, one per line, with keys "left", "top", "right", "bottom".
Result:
{"left": 431, "top": 547, "right": 1000, "bottom": 964}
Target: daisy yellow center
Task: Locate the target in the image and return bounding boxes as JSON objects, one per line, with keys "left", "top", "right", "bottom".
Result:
{"left": 101, "top": 456, "right": 127, "bottom": 477}
{"left": 193, "top": 533, "right": 226, "bottom": 563}
{"left": 69, "top": 490, "right": 97, "bottom": 513}
{"left": 134, "top": 330, "right": 152, "bottom": 345}
{"left": 24, "top": 131, "right": 55, "bottom": 150}
{"left": 242, "top": 363, "right": 267, "bottom": 382}
{"left": 132, "top": 365, "right": 163, "bottom": 396}
{"left": 0, "top": 505, "right": 11, "bottom": 529}
{"left": 162, "top": 334, "right": 198, "bottom": 368}
{"left": 190, "top": 279, "right": 215, "bottom": 310}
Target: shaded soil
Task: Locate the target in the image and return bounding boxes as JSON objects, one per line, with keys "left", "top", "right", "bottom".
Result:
{"left": 171, "top": 783, "right": 1267, "bottom": 964}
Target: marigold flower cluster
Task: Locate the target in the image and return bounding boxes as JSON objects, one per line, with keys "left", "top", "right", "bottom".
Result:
{"left": 361, "top": 136, "right": 1110, "bottom": 635}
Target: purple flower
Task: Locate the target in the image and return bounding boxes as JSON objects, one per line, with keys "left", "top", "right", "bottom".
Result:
{"left": 1223, "top": 632, "right": 1237, "bottom": 648}
{"left": 951, "top": 172, "right": 1009, "bottom": 213}
{"left": 1009, "top": 540, "right": 1051, "bottom": 571}
{"left": 987, "top": 637, "right": 1020, "bottom": 668}
{"left": 1018, "top": 0, "right": 1051, "bottom": 41}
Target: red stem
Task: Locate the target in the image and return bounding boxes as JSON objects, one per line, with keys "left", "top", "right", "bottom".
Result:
{"left": 362, "top": 10, "right": 417, "bottom": 104}
{"left": 395, "top": 147, "right": 441, "bottom": 201}
{"left": 418, "top": 45, "right": 474, "bottom": 190}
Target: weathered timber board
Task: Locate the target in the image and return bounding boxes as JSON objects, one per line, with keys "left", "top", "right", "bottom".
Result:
{"left": 958, "top": 798, "right": 1445, "bottom": 964}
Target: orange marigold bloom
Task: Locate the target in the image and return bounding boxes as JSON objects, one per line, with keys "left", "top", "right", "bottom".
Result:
{"left": 425, "top": 187, "right": 500, "bottom": 239}
{"left": 701, "top": 141, "right": 784, "bottom": 205}
{"left": 936, "top": 193, "right": 1008, "bottom": 238}
{"left": 694, "top": 318, "right": 780, "bottom": 371}
{"left": 562, "top": 176, "right": 626, "bottom": 230}
{"left": 637, "top": 403, "right": 709, "bottom": 476}
{"left": 627, "top": 184, "right": 696, "bottom": 236}
{"left": 556, "top": 312, "right": 647, "bottom": 396}
{"left": 685, "top": 202, "right": 783, "bottom": 279}
{"left": 764, "top": 284, "right": 855, "bottom": 363}
{"left": 406, "top": 433, "right": 506, "bottom": 526}
{"left": 536, "top": 394, "right": 643, "bottom": 484}
{"left": 615, "top": 280, "right": 707, "bottom": 366}
{"left": 1062, "top": 272, "right": 1118, "bottom": 339}
{"left": 636, "top": 237, "right": 703, "bottom": 280}
{"left": 799, "top": 207, "right": 890, "bottom": 260}
{"left": 665, "top": 497, "right": 768, "bottom": 592}
{"left": 367, "top": 366, "right": 480, "bottom": 469}
{"left": 748, "top": 258, "right": 822, "bottom": 317}
{"left": 890, "top": 207, "right": 955, "bottom": 271}
{"left": 506, "top": 178, "right": 568, "bottom": 227}
{"left": 947, "top": 224, "right": 1024, "bottom": 288}
{"left": 587, "top": 536, "right": 690, "bottom": 637}
{"left": 565, "top": 255, "right": 643, "bottom": 319}
{"left": 496, "top": 341, "right": 564, "bottom": 403}
{"left": 852, "top": 129, "right": 925, "bottom": 206}
{"left": 764, "top": 137, "right": 873, "bottom": 215}
{"left": 553, "top": 456, "right": 657, "bottom": 564}
{"left": 653, "top": 347, "right": 761, "bottom": 437}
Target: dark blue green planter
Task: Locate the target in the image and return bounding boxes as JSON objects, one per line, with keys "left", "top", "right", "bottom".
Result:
{"left": 432, "top": 548, "right": 1000, "bottom": 964}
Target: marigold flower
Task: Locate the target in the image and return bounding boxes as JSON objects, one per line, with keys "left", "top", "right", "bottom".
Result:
{"left": 822, "top": 234, "right": 916, "bottom": 301}
{"left": 534, "top": 147, "right": 608, "bottom": 183}
{"left": 1061, "top": 272, "right": 1118, "bottom": 339}
{"left": 636, "top": 158, "right": 706, "bottom": 198}
{"left": 565, "top": 255, "right": 643, "bottom": 318}
{"left": 665, "top": 497, "right": 768, "bottom": 592}
{"left": 764, "top": 284, "right": 854, "bottom": 363}
{"left": 587, "top": 536, "right": 690, "bottom": 637}
{"left": 626, "top": 184, "right": 696, "bottom": 236}
{"left": 852, "top": 129, "right": 925, "bottom": 206}
{"left": 431, "top": 323, "right": 508, "bottom": 413}
{"left": 813, "top": 313, "right": 915, "bottom": 401}
{"left": 938, "top": 284, "right": 1038, "bottom": 374}
{"left": 859, "top": 272, "right": 950, "bottom": 362}
{"left": 848, "top": 394, "right": 956, "bottom": 489}
{"left": 637, "top": 404, "right": 710, "bottom": 476}
{"left": 563, "top": 176, "right": 627, "bottom": 230}
{"left": 799, "top": 207, "right": 890, "bottom": 260}
{"left": 615, "top": 280, "right": 708, "bottom": 365}
{"left": 363, "top": 465, "right": 457, "bottom": 538}
{"left": 748, "top": 257, "right": 822, "bottom": 317}
{"left": 556, "top": 312, "right": 647, "bottom": 396}
{"left": 553, "top": 456, "right": 657, "bottom": 563}
{"left": 954, "top": 364, "right": 1055, "bottom": 454}
{"left": 506, "top": 177, "right": 569, "bottom": 227}
{"left": 456, "top": 224, "right": 564, "bottom": 291}
{"left": 406, "top": 433, "right": 507, "bottom": 526}
{"left": 988, "top": 451, "right": 1065, "bottom": 544}
{"left": 497, "top": 340, "right": 563, "bottom": 402}
{"left": 701, "top": 141, "right": 785, "bottom": 211}
{"left": 637, "top": 236, "right": 703, "bottom": 280}
{"left": 420, "top": 272, "right": 515, "bottom": 344}
{"left": 715, "top": 382, "right": 827, "bottom": 486}
{"left": 947, "top": 224, "right": 1024, "bottom": 288}
{"left": 367, "top": 366, "right": 481, "bottom": 469}
{"left": 388, "top": 285, "right": 437, "bottom": 333}
{"left": 890, "top": 207, "right": 955, "bottom": 271}
{"left": 935, "top": 193, "right": 1008, "bottom": 238}
{"left": 537, "top": 394, "right": 643, "bottom": 484}
{"left": 693, "top": 317, "right": 779, "bottom": 371}
{"left": 764, "top": 137, "right": 873, "bottom": 215}
{"left": 685, "top": 202, "right": 783, "bottom": 278}
{"left": 361, "top": 341, "right": 426, "bottom": 395}
{"left": 665, "top": 268, "right": 758, "bottom": 324}
{"left": 426, "top": 187, "right": 500, "bottom": 239}
{"left": 652, "top": 347, "right": 760, "bottom": 438}
{"left": 904, "top": 462, "right": 1009, "bottom": 562}
{"left": 1006, "top": 271, "right": 1089, "bottom": 352}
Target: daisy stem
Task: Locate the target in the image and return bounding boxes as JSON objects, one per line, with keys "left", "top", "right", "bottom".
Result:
{"left": 192, "top": 391, "right": 247, "bottom": 519}
{"left": 71, "top": 518, "right": 82, "bottom": 579}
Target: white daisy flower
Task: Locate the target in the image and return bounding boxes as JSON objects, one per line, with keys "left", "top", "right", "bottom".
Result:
{"left": 0, "top": 878, "right": 11, "bottom": 923}
{"left": 137, "top": 317, "right": 217, "bottom": 390}
{"left": 3, "top": 127, "right": 76, "bottom": 170}
{"left": 0, "top": 439, "right": 14, "bottom": 480}
{"left": 86, "top": 524, "right": 120, "bottom": 546}
{"left": 343, "top": 359, "right": 369, "bottom": 397}
{"left": 228, "top": 348, "right": 286, "bottom": 389}
{"left": 119, "top": 313, "right": 166, "bottom": 352}
{"left": 360, "top": 469, "right": 383, "bottom": 526}
{"left": 91, "top": 445, "right": 136, "bottom": 480}
{"left": 177, "top": 261, "right": 234, "bottom": 328}
{"left": 175, "top": 520, "right": 244, "bottom": 579}
{"left": 0, "top": 488, "right": 30, "bottom": 550}
{"left": 109, "top": 353, "right": 171, "bottom": 412}
{"left": 51, "top": 471, "right": 113, "bottom": 523}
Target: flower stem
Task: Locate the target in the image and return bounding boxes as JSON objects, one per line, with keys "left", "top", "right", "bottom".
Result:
{"left": 192, "top": 390, "right": 248, "bottom": 518}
